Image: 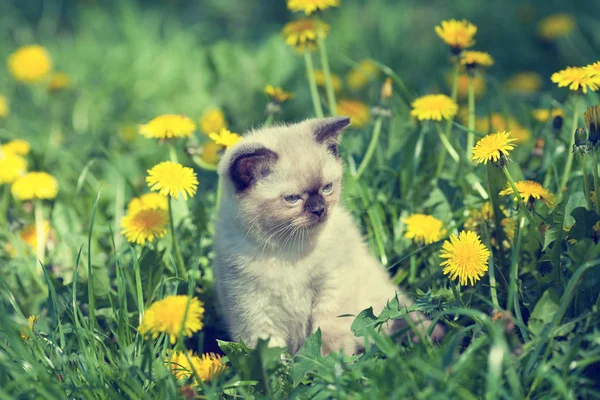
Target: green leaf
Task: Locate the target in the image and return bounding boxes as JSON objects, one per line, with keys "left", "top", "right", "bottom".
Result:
{"left": 569, "top": 207, "right": 600, "bottom": 241}
{"left": 528, "top": 289, "right": 560, "bottom": 336}
{"left": 290, "top": 329, "right": 326, "bottom": 386}
{"left": 350, "top": 307, "right": 377, "bottom": 338}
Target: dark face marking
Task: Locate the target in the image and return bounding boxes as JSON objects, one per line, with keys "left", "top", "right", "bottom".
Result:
{"left": 314, "top": 116, "right": 351, "bottom": 156}
{"left": 229, "top": 147, "right": 278, "bottom": 192}
{"left": 304, "top": 193, "right": 326, "bottom": 220}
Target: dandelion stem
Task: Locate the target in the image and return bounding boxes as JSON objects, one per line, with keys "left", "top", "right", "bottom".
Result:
{"left": 304, "top": 50, "right": 324, "bottom": 118}
{"left": 592, "top": 149, "right": 600, "bottom": 215}
{"left": 480, "top": 222, "right": 500, "bottom": 310}
{"left": 264, "top": 113, "right": 274, "bottom": 127}
{"left": 168, "top": 196, "right": 186, "bottom": 278}
{"left": 580, "top": 153, "right": 593, "bottom": 210}
{"left": 34, "top": 200, "right": 46, "bottom": 268}
{"left": 168, "top": 143, "right": 178, "bottom": 163}
{"left": 507, "top": 215, "right": 526, "bottom": 331}
{"left": 355, "top": 117, "right": 383, "bottom": 179}
{"left": 0, "top": 185, "right": 9, "bottom": 226}
{"left": 435, "top": 123, "right": 460, "bottom": 163}
{"left": 317, "top": 23, "right": 336, "bottom": 116}
{"left": 466, "top": 73, "right": 476, "bottom": 160}
{"left": 436, "top": 61, "right": 459, "bottom": 176}
{"left": 559, "top": 96, "right": 579, "bottom": 196}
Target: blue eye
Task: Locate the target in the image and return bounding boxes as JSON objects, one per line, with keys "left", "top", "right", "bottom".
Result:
{"left": 322, "top": 183, "right": 333, "bottom": 194}
{"left": 284, "top": 194, "right": 301, "bottom": 204}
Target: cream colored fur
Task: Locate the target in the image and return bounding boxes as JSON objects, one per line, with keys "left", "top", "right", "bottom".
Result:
{"left": 214, "top": 118, "right": 442, "bottom": 355}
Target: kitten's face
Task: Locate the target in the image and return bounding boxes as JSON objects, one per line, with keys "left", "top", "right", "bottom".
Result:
{"left": 221, "top": 117, "right": 350, "bottom": 248}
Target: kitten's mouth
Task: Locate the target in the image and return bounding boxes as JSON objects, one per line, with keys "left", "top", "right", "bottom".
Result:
{"left": 303, "top": 213, "right": 328, "bottom": 229}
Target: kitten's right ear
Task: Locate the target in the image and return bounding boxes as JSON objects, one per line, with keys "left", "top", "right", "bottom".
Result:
{"left": 229, "top": 147, "right": 279, "bottom": 192}
{"left": 313, "top": 116, "right": 351, "bottom": 156}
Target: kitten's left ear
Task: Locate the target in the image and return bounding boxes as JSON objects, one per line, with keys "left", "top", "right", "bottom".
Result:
{"left": 313, "top": 117, "right": 351, "bottom": 154}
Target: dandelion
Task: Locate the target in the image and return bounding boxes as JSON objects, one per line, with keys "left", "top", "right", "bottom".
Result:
{"left": 209, "top": 128, "right": 242, "bottom": 149}
{"left": 121, "top": 208, "right": 168, "bottom": 245}
{"left": 200, "top": 141, "right": 221, "bottom": 165}
{"left": 435, "top": 19, "right": 477, "bottom": 53}
{"left": 403, "top": 214, "right": 445, "bottom": 245}
{"left": 551, "top": 67, "right": 600, "bottom": 94}
{"left": 1, "top": 139, "right": 31, "bottom": 156}
{"left": 410, "top": 94, "right": 458, "bottom": 121}
{"left": 138, "top": 295, "right": 205, "bottom": 344}
{"left": 127, "top": 192, "right": 169, "bottom": 214}
{"left": 471, "top": 131, "right": 517, "bottom": 166}
{"left": 0, "top": 95, "right": 8, "bottom": 118}
{"left": 8, "top": 45, "right": 52, "bottom": 83}
{"left": 346, "top": 60, "right": 379, "bottom": 91}
{"left": 265, "top": 84, "right": 295, "bottom": 103}
{"left": 463, "top": 202, "right": 495, "bottom": 232}
{"left": 537, "top": 14, "right": 575, "bottom": 41}
{"left": 282, "top": 19, "right": 329, "bottom": 51}
{"left": 440, "top": 231, "right": 490, "bottom": 286}
{"left": 146, "top": 161, "right": 198, "bottom": 200}
{"left": 336, "top": 99, "right": 370, "bottom": 127}
{"left": 499, "top": 180, "right": 556, "bottom": 207}
{"left": 0, "top": 153, "right": 27, "bottom": 184}
{"left": 199, "top": 108, "right": 227, "bottom": 136}
{"left": 381, "top": 77, "right": 393, "bottom": 100}
{"left": 584, "top": 61, "right": 600, "bottom": 76}
{"left": 314, "top": 70, "right": 342, "bottom": 92}
{"left": 20, "top": 315, "right": 40, "bottom": 341}
{"left": 139, "top": 115, "right": 196, "bottom": 140}
{"left": 287, "top": 0, "right": 339, "bottom": 15}
{"left": 584, "top": 105, "right": 600, "bottom": 146}
{"left": 461, "top": 51, "right": 494, "bottom": 69}
{"left": 503, "top": 72, "right": 543, "bottom": 93}
{"left": 47, "top": 72, "right": 70, "bottom": 91}
{"left": 11, "top": 172, "right": 58, "bottom": 200}
{"left": 167, "top": 351, "right": 226, "bottom": 382}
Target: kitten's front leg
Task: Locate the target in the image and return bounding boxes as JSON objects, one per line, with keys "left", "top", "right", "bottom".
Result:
{"left": 229, "top": 308, "right": 288, "bottom": 350}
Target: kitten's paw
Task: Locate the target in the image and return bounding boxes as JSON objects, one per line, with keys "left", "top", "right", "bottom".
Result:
{"left": 262, "top": 335, "right": 287, "bottom": 349}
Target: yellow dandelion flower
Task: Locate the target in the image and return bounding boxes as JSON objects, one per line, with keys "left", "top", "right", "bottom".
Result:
{"left": 19, "top": 221, "right": 51, "bottom": 250}
{"left": 138, "top": 295, "right": 205, "bottom": 344}
{"left": 464, "top": 202, "right": 496, "bottom": 233}
{"left": 146, "top": 161, "right": 198, "bottom": 200}
{"left": 121, "top": 208, "right": 168, "bottom": 245}
{"left": 336, "top": 99, "right": 370, "bottom": 128}
{"left": 1, "top": 139, "right": 31, "bottom": 156}
{"left": 47, "top": 72, "right": 70, "bottom": 91}
{"left": 381, "top": 77, "right": 393, "bottom": 100}
{"left": 118, "top": 124, "right": 138, "bottom": 143}
{"left": 503, "top": 72, "right": 543, "bottom": 93}
{"left": 346, "top": 60, "right": 379, "bottom": 91}
{"left": 209, "top": 128, "right": 241, "bottom": 149}
{"left": 200, "top": 141, "right": 221, "bottom": 165}
{"left": 499, "top": 180, "right": 556, "bottom": 207}
{"left": 584, "top": 61, "right": 600, "bottom": 76}
{"left": 20, "top": 315, "right": 40, "bottom": 341}
{"left": 440, "top": 231, "right": 490, "bottom": 286}
{"left": 471, "top": 131, "right": 516, "bottom": 165}
{"left": 403, "top": 214, "right": 445, "bottom": 245}
{"left": 410, "top": 94, "right": 458, "bottom": 121}
{"left": 451, "top": 72, "right": 486, "bottom": 100}
{"left": 139, "top": 115, "right": 196, "bottom": 140}
{"left": 8, "top": 45, "right": 52, "bottom": 83}
{"left": 537, "top": 14, "right": 575, "bottom": 41}
{"left": 11, "top": 172, "right": 58, "bottom": 200}
{"left": 461, "top": 51, "right": 494, "bottom": 68}
{"left": 501, "top": 217, "right": 516, "bottom": 243}
{"left": 127, "top": 192, "right": 169, "bottom": 214}
{"left": 435, "top": 19, "right": 477, "bottom": 52}
{"left": 199, "top": 108, "right": 227, "bottom": 136}
{"left": 551, "top": 66, "right": 600, "bottom": 94}
{"left": 265, "top": 84, "right": 295, "bottom": 103}
{"left": 314, "top": 69, "right": 342, "bottom": 92}
{"left": 282, "top": 19, "right": 329, "bottom": 51}
{"left": 167, "top": 351, "right": 226, "bottom": 382}
{"left": 287, "top": 0, "right": 339, "bottom": 15}
{"left": 0, "top": 153, "right": 27, "bottom": 184}
{"left": 0, "top": 95, "right": 8, "bottom": 118}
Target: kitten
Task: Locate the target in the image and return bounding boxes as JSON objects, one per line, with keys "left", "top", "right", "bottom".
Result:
{"left": 213, "top": 117, "right": 443, "bottom": 355}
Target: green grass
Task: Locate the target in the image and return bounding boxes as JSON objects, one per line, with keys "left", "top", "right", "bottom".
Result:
{"left": 2, "top": 0, "right": 600, "bottom": 398}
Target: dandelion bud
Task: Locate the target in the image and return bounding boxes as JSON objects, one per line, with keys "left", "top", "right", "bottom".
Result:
{"left": 584, "top": 105, "right": 600, "bottom": 146}
{"left": 380, "top": 77, "right": 393, "bottom": 101}
{"left": 573, "top": 127, "right": 589, "bottom": 154}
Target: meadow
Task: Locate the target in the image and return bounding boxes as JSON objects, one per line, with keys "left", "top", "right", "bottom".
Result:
{"left": 1, "top": 0, "right": 600, "bottom": 398}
